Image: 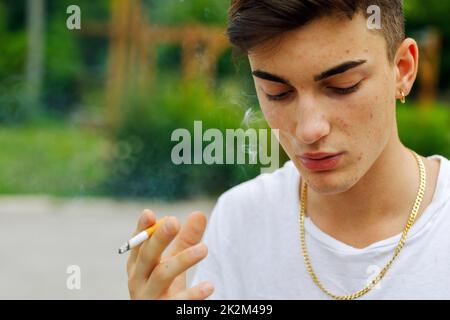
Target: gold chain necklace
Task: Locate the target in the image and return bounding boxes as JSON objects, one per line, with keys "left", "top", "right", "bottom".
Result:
{"left": 299, "top": 150, "right": 426, "bottom": 300}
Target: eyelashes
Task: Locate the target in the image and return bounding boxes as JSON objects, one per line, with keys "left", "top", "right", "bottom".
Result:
{"left": 265, "top": 80, "right": 363, "bottom": 102}
{"left": 265, "top": 90, "right": 294, "bottom": 101}
{"left": 328, "top": 80, "right": 363, "bottom": 95}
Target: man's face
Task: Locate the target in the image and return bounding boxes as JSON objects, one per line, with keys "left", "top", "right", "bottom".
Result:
{"left": 248, "top": 13, "right": 399, "bottom": 195}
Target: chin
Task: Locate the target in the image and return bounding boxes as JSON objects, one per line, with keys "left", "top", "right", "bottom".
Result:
{"left": 298, "top": 165, "right": 358, "bottom": 195}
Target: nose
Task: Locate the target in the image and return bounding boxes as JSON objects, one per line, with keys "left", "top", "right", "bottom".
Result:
{"left": 295, "top": 98, "right": 331, "bottom": 145}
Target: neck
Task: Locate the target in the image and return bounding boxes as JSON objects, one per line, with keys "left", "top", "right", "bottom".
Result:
{"left": 306, "top": 135, "right": 422, "bottom": 247}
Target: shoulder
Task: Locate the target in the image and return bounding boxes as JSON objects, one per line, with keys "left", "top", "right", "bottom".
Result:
{"left": 205, "top": 160, "right": 300, "bottom": 241}
{"left": 217, "top": 160, "right": 299, "bottom": 211}
{"left": 429, "top": 155, "right": 450, "bottom": 184}
{"left": 427, "top": 155, "right": 450, "bottom": 205}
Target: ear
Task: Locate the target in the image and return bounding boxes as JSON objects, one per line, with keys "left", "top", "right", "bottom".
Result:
{"left": 394, "top": 38, "right": 419, "bottom": 100}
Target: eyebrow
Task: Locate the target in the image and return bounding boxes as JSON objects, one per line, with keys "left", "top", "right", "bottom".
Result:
{"left": 251, "top": 70, "right": 291, "bottom": 85}
{"left": 314, "top": 59, "right": 367, "bottom": 82}
{"left": 252, "top": 59, "right": 367, "bottom": 86}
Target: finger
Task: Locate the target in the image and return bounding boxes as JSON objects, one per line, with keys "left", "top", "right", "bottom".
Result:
{"left": 133, "top": 209, "right": 156, "bottom": 237}
{"left": 133, "top": 216, "right": 180, "bottom": 284}
{"left": 145, "top": 242, "right": 208, "bottom": 297}
{"left": 128, "top": 209, "right": 156, "bottom": 269}
{"left": 166, "top": 211, "right": 207, "bottom": 258}
{"left": 168, "top": 281, "right": 214, "bottom": 300}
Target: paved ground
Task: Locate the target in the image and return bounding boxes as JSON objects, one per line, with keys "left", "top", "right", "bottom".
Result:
{"left": 0, "top": 196, "right": 216, "bottom": 299}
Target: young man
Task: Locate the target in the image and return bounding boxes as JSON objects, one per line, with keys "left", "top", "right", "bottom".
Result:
{"left": 126, "top": 0, "right": 450, "bottom": 299}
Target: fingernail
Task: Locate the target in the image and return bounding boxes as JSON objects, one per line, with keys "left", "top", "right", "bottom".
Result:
{"left": 164, "top": 217, "right": 175, "bottom": 234}
{"left": 140, "top": 214, "right": 148, "bottom": 226}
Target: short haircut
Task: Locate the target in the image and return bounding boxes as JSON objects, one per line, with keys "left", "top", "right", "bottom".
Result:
{"left": 227, "top": 0, "right": 405, "bottom": 62}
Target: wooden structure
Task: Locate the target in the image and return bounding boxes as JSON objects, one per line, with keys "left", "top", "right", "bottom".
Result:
{"left": 83, "top": 0, "right": 230, "bottom": 131}
{"left": 417, "top": 28, "right": 442, "bottom": 107}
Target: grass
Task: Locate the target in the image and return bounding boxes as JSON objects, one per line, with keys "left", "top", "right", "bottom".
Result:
{"left": 0, "top": 120, "right": 110, "bottom": 196}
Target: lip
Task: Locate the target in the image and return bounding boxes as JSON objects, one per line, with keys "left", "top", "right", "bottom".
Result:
{"left": 301, "top": 152, "right": 342, "bottom": 160}
{"left": 297, "top": 152, "right": 344, "bottom": 171}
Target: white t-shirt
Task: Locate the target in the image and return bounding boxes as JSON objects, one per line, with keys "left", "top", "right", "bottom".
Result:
{"left": 191, "top": 155, "right": 450, "bottom": 299}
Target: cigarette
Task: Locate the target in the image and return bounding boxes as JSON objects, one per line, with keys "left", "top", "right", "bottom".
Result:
{"left": 118, "top": 216, "right": 168, "bottom": 254}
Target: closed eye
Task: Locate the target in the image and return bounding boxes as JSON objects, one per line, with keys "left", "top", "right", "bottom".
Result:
{"left": 328, "top": 80, "right": 363, "bottom": 95}
{"left": 265, "top": 90, "right": 293, "bottom": 101}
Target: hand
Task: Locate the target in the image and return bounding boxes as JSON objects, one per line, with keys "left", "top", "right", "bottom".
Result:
{"left": 126, "top": 209, "right": 214, "bottom": 299}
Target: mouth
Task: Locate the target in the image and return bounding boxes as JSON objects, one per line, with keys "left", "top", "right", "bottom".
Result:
{"left": 297, "top": 152, "right": 344, "bottom": 172}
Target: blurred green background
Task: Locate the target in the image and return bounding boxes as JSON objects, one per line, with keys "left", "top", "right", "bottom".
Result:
{"left": 0, "top": 0, "right": 449, "bottom": 200}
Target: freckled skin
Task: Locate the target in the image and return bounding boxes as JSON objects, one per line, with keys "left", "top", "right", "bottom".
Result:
{"left": 248, "top": 13, "right": 406, "bottom": 195}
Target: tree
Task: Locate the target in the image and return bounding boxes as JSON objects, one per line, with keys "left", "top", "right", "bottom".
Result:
{"left": 25, "top": 0, "right": 45, "bottom": 108}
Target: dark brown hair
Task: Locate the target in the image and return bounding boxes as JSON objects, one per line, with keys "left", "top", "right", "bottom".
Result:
{"left": 227, "top": 0, "right": 405, "bottom": 62}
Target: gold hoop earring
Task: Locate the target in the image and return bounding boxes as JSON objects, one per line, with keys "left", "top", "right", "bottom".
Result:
{"left": 400, "top": 90, "right": 406, "bottom": 104}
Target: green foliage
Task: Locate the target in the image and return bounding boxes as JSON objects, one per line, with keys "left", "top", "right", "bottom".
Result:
{"left": 103, "top": 77, "right": 263, "bottom": 199}
{"left": 0, "top": 77, "right": 30, "bottom": 124}
{"left": 0, "top": 2, "right": 29, "bottom": 123}
{"left": 0, "top": 24, "right": 26, "bottom": 81}
{"left": 397, "top": 104, "right": 450, "bottom": 158}
{"left": 43, "top": 2, "right": 83, "bottom": 115}
{"left": 405, "top": 0, "right": 450, "bottom": 91}
{"left": 148, "top": 0, "right": 229, "bottom": 25}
